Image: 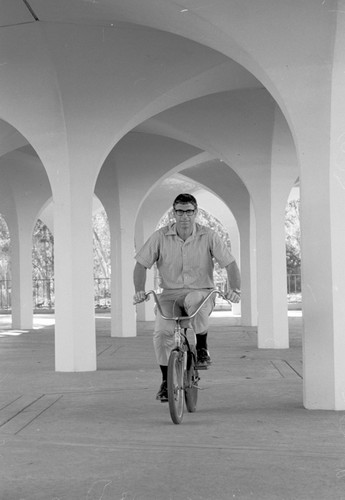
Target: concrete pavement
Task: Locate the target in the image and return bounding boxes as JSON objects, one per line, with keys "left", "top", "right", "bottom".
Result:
{"left": 0, "top": 312, "right": 345, "bottom": 500}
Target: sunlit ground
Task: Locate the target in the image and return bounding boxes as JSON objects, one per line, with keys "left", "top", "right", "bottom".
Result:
{"left": 211, "top": 309, "right": 302, "bottom": 318}
{"left": 0, "top": 307, "right": 302, "bottom": 337}
{"left": 0, "top": 314, "right": 55, "bottom": 336}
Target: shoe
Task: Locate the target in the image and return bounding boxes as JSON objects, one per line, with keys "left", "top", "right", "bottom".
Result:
{"left": 196, "top": 348, "right": 212, "bottom": 369}
{"left": 156, "top": 381, "right": 168, "bottom": 402}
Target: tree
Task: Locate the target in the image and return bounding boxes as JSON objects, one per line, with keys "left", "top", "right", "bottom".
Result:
{"left": 30, "top": 211, "right": 111, "bottom": 281}
{"left": 93, "top": 210, "right": 111, "bottom": 278}
{"left": 0, "top": 211, "right": 113, "bottom": 309}
{"left": 32, "top": 220, "right": 55, "bottom": 307}
{"left": 92, "top": 209, "right": 111, "bottom": 307}
{"left": 285, "top": 199, "right": 301, "bottom": 275}
{"left": 0, "top": 215, "right": 10, "bottom": 281}
{"left": 158, "top": 207, "right": 231, "bottom": 248}
{"left": 32, "top": 220, "right": 54, "bottom": 280}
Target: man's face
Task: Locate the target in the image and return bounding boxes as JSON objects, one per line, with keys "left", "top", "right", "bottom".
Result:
{"left": 174, "top": 203, "right": 197, "bottom": 232}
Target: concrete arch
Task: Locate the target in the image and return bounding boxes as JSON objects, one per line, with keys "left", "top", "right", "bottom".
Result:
{"left": 0, "top": 13, "right": 289, "bottom": 207}
{"left": 38, "top": 21, "right": 246, "bottom": 187}
{"left": 129, "top": 143, "right": 252, "bottom": 323}
{"left": 134, "top": 152, "right": 214, "bottom": 223}
{"left": 134, "top": 174, "right": 242, "bottom": 322}
{"left": 135, "top": 168, "right": 243, "bottom": 247}
{"left": 133, "top": 154, "right": 248, "bottom": 246}
{"left": 101, "top": 94, "right": 296, "bottom": 341}
{"left": 33, "top": 1, "right": 330, "bottom": 141}
{"left": 0, "top": 13, "right": 295, "bottom": 217}
{"left": 0, "top": 25, "right": 68, "bottom": 183}
{"left": 130, "top": 116, "right": 296, "bottom": 347}
{"left": 132, "top": 89, "right": 295, "bottom": 199}
{"left": 0, "top": 129, "right": 53, "bottom": 329}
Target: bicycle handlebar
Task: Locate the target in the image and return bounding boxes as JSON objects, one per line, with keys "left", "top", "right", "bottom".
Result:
{"left": 142, "top": 288, "right": 234, "bottom": 322}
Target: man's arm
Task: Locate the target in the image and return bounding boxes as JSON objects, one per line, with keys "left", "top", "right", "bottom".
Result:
{"left": 225, "top": 260, "right": 241, "bottom": 303}
{"left": 133, "top": 261, "right": 149, "bottom": 303}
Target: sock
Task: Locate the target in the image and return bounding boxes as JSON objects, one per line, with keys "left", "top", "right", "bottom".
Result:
{"left": 196, "top": 332, "right": 208, "bottom": 351}
{"left": 160, "top": 365, "right": 168, "bottom": 382}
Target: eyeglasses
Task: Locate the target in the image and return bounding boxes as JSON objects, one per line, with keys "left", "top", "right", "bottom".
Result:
{"left": 174, "top": 209, "right": 195, "bottom": 216}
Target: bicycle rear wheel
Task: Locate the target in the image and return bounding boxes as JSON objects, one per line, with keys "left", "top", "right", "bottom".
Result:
{"left": 167, "top": 349, "right": 185, "bottom": 424}
{"left": 185, "top": 348, "right": 199, "bottom": 413}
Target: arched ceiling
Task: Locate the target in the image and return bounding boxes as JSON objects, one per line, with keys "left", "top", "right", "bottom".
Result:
{"left": 0, "top": 0, "right": 265, "bottom": 160}
{"left": 0, "top": 0, "right": 34, "bottom": 26}
{"left": 5, "top": 1, "right": 332, "bottom": 72}
{"left": 0, "top": 121, "right": 28, "bottom": 156}
{"left": 0, "top": 0, "right": 303, "bottom": 207}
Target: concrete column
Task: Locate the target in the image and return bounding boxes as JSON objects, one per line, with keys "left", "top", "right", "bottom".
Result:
{"left": 250, "top": 108, "right": 298, "bottom": 348}
{"left": 301, "top": 162, "right": 338, "bottom": 408}
{"left": 136, "top": 205, "right": 163, "bottom": 322}
{"left": 54, "top": 182, "right": 96, "bottom": 372}
{"left": 133, "top": 201, "right": 162, "bottom": 325}
{"left": 136, "top": 268, "right": 155, "bottom": 322}
{"left": 301, "top": 7, "right": 345, "bottom": 409}
{"left": 8, "top": 221, "right": 33, "bottom": 329}
{"left": 135, "top": 211, "right": 155, "bottom": 322}
{"left": 96, "top": 158, "right": 138, "bottom": 338}
{"left": 134, "top": 211, "right": 148, "bottom": 322}
{"left": 111, "top": 219, "right": 137, "bottom": 337}
{"left": 249, "top": 200, "right": 258, "bottom": 326}
{"left": 330, "top": 18, "right": 345, "bottom": 408}
{"left": 254, "top": 177, "right": 289, "bottom": 349}
{"left": 144, "top": 271, "right": 156, "bottom": 320}
{"left": 238, "top": 200, "right": 256, "bottom": 326}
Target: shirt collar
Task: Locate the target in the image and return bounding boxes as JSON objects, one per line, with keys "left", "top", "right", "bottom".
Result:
{"left": 165, "top": 222, "right": 207, "bottom": 237}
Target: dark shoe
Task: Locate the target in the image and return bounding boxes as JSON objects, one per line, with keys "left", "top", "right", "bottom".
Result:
{"left": 156, "top": 381, "right": 168, "bottom": 402}
{"left": 196, "top": 348, "right": 212, "bottom": 369}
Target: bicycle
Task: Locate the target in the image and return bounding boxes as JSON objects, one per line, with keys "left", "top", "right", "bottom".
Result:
{"left": 142, "top": 288, "right": 232, "bottom": 424}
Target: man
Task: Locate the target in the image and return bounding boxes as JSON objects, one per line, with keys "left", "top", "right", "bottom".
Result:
{"left": 133, "top": 193, "right": 241, "bottom": 402}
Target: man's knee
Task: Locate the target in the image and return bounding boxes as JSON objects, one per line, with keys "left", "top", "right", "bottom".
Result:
{"left": 184, "top": 291, "right": 205, "bottom": 309}
{"left": 184, "top": 290, "right": 213, "bottom": 314}
{"left": 153, "top": 328, "right": 174, "bottom": 344}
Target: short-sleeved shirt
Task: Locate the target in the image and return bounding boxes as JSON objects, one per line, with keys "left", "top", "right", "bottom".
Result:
{"left": 135, "top": 223, "right": 235, "bottom": 290}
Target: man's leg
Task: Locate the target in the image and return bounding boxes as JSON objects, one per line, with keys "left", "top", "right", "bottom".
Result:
{"left": 184, "top": 290, "right": 214, "bottom": 367}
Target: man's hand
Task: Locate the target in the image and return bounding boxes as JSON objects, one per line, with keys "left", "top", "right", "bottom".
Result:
{"left": 133, "top": 290, "right": 149, "bottom": 305}
{"left": 226, "top": 289, "right": 241, "bottom": 303}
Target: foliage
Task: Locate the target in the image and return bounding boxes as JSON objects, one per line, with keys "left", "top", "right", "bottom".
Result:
{"left": 0, "top": 200, "right": 301, "bottom": 289}
{"left": 0, "top": 211, "right": 111, "bottom": 282}
{"left": 32, "top": 220, "right": 54, "bottom": 280}
{"left": 93, "top": 210, "right": 111, "bottom": 278}
{"left": 0, "top": 215, "right": 10, "bottom": 281}
{"left": 285, "top": 199, "right": 301, "bottom": 275}
{"left": 158, "top": 208, "right": 231, "bottom": 249}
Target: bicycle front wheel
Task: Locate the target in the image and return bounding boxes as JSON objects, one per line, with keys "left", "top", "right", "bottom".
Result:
{"left": 185, "top": 348, "right": 199, "bottom": 413}
{"left": 167, "top": 349, "right": 185, "bottom": 424}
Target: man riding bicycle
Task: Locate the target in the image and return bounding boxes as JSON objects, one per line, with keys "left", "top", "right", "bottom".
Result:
{"left": 133, "top": 193, "right": 241, "bottom": 402}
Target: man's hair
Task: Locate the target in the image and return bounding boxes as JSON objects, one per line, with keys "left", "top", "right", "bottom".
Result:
{"left": 173, "top": 193, "right": 198, "bottom": 209}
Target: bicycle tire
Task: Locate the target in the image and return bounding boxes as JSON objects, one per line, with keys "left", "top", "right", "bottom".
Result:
{"left": 185, "top": 348, "right": 198, "bottom": 413}
{"left": 167, "top": 349, "right": 184, "bottom": 424}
